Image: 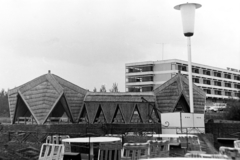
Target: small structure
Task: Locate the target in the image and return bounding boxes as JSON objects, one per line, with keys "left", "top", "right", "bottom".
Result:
{"left": 8, "top": 72, "right": 205, "bottom": 125}
{"left": 154, "top": 73, "right": 206, "bottom": 113}
{"left": 8, "top": 72, "right": 88, "bottom": 124}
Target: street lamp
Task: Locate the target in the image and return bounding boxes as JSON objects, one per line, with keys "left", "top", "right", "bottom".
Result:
{"left": 174, "top": 3, "right": 201, "bottom": 113}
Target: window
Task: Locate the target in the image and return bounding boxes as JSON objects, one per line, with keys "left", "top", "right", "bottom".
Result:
{"left": 214, "top": 90, "right": 221, "bottom": 95}
{"left": 234, "top": 84, "right": 240, "bottom": 89}
{"left": 203, "top": 79, "right": 211, "bottom": 85}
{"left": 214, "top": 72, "right": 221, "bottom": 77}
{"left": 127, "top": 65, "right": 153, "bottom": 73}
{"left": 203, "top": 70, "right": 210, "bottom": 75}
{"left": 142, "top": 86, "right": 153, "bottom": 92}
{"left": 203, "top": 89, "right": 211, "bottom": 94}
{"left": 193, "top": 78, "right": 199, "bottom": 83}
{"left": 225, "top": 91, "right": 231, "bottom": 96}
{"left": 224, "top": 73, "right": 231, "bottom": 79}
{"left": 225, "top": 82, "right": 231, "bottom": 88}
{"left": 178, "top": 65, "right": 187, "bottom": 71}
{"left": 192, "top": 68, "right": 199, "bottom": 74}
{"left": 234, "top": 92, "right": 240, "bottom": 97}
{"left": 214, "top": 81, "right": 221, "bottom": 86}
{"left": 128, "top": 87, "right": 141, "bottom": 92}
{"left": 234, "top": 76, "right": 240, "bottom": 81}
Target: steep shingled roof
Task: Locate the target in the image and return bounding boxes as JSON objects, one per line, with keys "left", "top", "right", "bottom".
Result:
{"left": 8, "top": 72, "right": 88, "bottom": 124}
{"left": 154, "top": 73, "right": 206, "bottom": 113}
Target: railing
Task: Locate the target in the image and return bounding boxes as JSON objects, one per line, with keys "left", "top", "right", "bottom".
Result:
{"left": 15, "top": 117, "right": 37, "bottom": 124}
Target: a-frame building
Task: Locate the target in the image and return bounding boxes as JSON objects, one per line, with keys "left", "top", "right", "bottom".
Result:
{"left": 8, "top": 72, "right": 206, "bottom": 125}
{"left": 8, "top": 71, "right": 88, "bottom": 124}
{"left": 154, "top": 73, "right": 206, "bottom": 113}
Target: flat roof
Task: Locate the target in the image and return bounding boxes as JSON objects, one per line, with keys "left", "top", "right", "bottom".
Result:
{"left": 126, "top": 59, "right": 240, "bottom": 75}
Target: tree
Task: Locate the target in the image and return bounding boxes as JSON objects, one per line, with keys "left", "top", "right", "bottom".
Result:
{"left": 224, "top": 92, "right": 240, "bottom": 120}
{"left": 0, "top": 89, "right": 9, "bottom": 117}
{"left": 93, "top": 87, "right": 97, "bottom": 92}
{"left": 109, "top": 83, "right": 119, "bottom": 92}
{"left": 99, "top": 85, "right": 106, "bottom": 92}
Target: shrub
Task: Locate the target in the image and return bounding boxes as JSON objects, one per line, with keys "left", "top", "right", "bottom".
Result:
{"left": 224, "top": 98, "right": 240, "bottom": 120}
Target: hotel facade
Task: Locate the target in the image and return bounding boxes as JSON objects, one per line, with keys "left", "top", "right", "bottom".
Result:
{"left": 125, "top": 59, "right": 240, "bottom": 108}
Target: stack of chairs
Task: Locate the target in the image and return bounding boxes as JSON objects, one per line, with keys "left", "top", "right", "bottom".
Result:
{"left": 179, "top": 136, "right": 201, "bottom": 152}
{"left": 46, "top": 135, "right": 71, "bottom": 152}
{"left": 188, "top": 136, "right": 201, "bottom": 151}
{"left": 121, "top": 142, "right": 150, "bottom": 160}
{"left": 38, "top": 143, "right": 65, "bottom": 160}
{"left": 219, "top": 140, "right": 240, "bottom": 160}
{"left": 146, "top": 140, "right": 169, "bottom": 158}
{"left": 178, "top": 136, "right": 190, "bottom": 149}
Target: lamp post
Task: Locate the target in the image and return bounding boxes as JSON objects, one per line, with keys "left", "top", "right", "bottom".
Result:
{"left": 174, "top": 3, "right": 201, "bottom": 113}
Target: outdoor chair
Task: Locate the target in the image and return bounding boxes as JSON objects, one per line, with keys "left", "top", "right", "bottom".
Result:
{"left": 219, "top": 146, "right": 240, "bottom": 160}
{"left": 38, "top": 143, "right": 65, "bottom": 160}
{"left": 178, "top": 136, "right": 190, "bottom": 149}
{"left": 188, "top": 137, "right": 201, "bottom": 151}
{"left": 121, "top": 142, "right": 150, "bottom": 160}
{"left": 53, "top": 135, "right": 60, "bottom": 144}
{"left": 98, "top": 142, "right": 122, "bottom": 160}
{"left": 59, "top": 135, "right": 71, "bottom": 152}
{"left": 146, "top": 140, "right": 169, "bottom": 158}
{"left": 234, "top": 140, "right": 240, "bottom": 148}
{"left": 46, "top": 136, "right": 52, "bottom": 143}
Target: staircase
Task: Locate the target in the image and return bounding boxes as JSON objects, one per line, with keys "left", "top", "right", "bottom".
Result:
{"left": 197, "top": 134, "right": 219, "bottom": 154}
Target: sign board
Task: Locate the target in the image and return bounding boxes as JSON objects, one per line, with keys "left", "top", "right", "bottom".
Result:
{"left": 161, "top": 112, "right": 205, "bottom": 134}
{"left": 161, "top": 112, "right": 181, "bottom": 134}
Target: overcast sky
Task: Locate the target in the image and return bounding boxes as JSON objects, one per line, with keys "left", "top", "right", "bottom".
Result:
{"left": 0, "top": 0, "right": 239, "bottom": 92}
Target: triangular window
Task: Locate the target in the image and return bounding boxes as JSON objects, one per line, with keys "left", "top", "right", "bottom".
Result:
{"left": 14, "top": 95, "right": 37, "bottom": 124}
{"left": 46, "top": 100, "right": 71, "bottom": 124}
{"left": 112, "top": 105, "right": 124, "bottom": 123}
{"left": 79, "top": 105, "right": 89, "bottom": 124}
{"left": 130, "top": 105, "right": 142, "bottom": 123}
{"left": 173, "top": 94, "right": 190, "bottom": 113}
{"left": 149, "top": 108, "right": 160, "bottom": 123}
{"left": 93, "top": 105, "right": 106, "bottom": 124}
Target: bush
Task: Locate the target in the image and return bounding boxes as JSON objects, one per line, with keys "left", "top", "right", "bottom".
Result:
{"left": 224, "top": 98, "right": 240, "bottom": 120}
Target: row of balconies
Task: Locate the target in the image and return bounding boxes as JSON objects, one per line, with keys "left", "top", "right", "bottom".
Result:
{"left": 126, "top": 66, "right": 153, "bottom": 73}
{"left": 126, "top": 64, "right": 240, "bottom": 81}
{"left": 127, "top": 86, "right": 153, "bottom": 92}
{"left": 177, "top": 64, "right": 240, "bottom": 81}
{"left": 126, "top": 85, "right": 239, "bottom": 98}
{"left": 203, "top": 88, "right": 239, "bottom": 97}
{"left": 126, "top": 75, "right": 240, "bottom": 90}
{"left": 192, "top": 77, "right": 240, "bottom": 89}
{"left": 127, "top": 76, "right": 153, "bottom": 83}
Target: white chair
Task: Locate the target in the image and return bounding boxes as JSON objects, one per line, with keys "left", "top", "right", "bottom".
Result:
{"left": 52, "top": 135, "right": 59, "bottom": 144}
{"left": 59, "top": 135, "right": 71, "bottom": 152}
{"left": 234, "top": 140, "right": 240, "bottom": 148}
{"left": 121, "top": 142, "right": 150, "bottom": 160}
{"left": 46, "top": 136, "right": 52, "bottom": 143}
{"left": 38, "top": 143, "right": 65, "bottom": 160}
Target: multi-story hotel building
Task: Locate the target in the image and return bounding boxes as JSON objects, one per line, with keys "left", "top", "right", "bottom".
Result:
{"left": 125, "top": 59, "right": 240, "bottom": 107}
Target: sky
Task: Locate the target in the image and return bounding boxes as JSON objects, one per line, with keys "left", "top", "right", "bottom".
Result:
{"left": 0, "top": 0, "right": 239, "bottom": 92}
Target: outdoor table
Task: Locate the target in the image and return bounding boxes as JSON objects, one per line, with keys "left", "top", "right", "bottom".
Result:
{"left": 62, "top": 137, "right": 121, "bottom": 160}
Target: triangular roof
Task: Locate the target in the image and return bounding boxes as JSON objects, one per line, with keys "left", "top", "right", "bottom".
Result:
{"left": 84, "top": 92, "right": 155, "bottom": 102}
{"left": 8, "top": 72, "right": 88, "bottom": 124}
{"left": 154, "top": 73, "right": 206, "bottom": 113}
